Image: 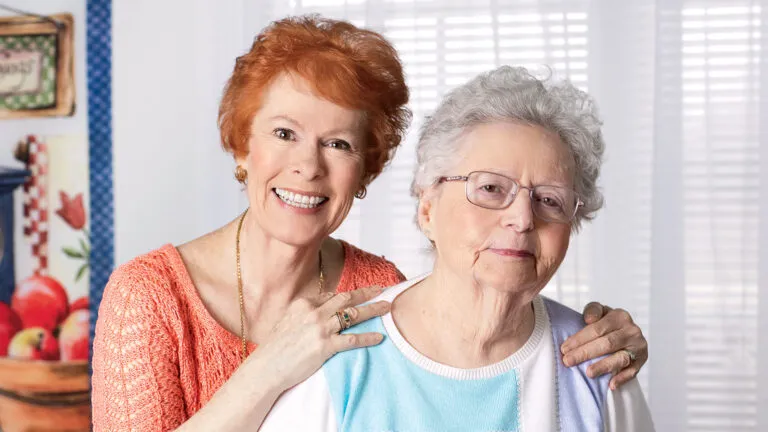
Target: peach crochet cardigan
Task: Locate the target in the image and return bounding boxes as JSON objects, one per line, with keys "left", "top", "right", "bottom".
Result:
{"left": 92, "top": 242, "right": 404, "bottom": 431}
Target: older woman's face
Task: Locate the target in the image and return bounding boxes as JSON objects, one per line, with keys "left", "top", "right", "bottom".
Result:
{"left": 422, "top": 121, "right": 575, "bottom": 293}
{"left": 237, "top": 73, "right": 366, "bottom": 246}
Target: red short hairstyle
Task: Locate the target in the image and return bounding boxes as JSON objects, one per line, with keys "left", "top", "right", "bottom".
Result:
{"left": 218, "top": 15, "right": 411, "bottom": 186}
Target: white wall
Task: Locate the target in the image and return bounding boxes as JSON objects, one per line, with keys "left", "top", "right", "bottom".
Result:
{"left": 112, "top": 0, "right": 265, "bottom": 264}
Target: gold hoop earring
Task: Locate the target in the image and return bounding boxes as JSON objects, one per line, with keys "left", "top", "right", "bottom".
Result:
{"left": 234, "top": 165, "right": 248, "bottom": 184}
{"left": 355, "top": 186, "right": 367, "bottom": 199}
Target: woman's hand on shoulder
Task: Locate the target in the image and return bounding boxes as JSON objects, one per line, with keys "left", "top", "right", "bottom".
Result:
{"left": 249, "top": 285, "right": 391, "bottom": 391}
{"left": 559, "top": 302, "right": 648, "bottom": 390}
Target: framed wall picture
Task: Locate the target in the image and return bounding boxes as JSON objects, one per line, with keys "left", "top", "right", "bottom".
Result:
{"left": 0, "top": 13, "right": 75, "bottom": 119}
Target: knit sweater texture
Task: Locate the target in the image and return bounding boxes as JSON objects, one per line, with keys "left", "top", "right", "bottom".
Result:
{"left": 91, "top": 241, "right": 404, "bottom": 431}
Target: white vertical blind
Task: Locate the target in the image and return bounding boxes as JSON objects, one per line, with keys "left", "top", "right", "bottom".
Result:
{"left": 246, "top": 0, "right": 767, "bottom": 430}
{"left": 681, "top": 4, "right": 761, "bottom": 431}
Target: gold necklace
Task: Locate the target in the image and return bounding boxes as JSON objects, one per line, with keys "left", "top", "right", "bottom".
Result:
{"left": 235, "top": 209, "right": 325, "bottom": 362}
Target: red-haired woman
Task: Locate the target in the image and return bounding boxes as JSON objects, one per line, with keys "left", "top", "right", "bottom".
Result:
{"left": 91, "top": 16, "right": 648, "bottom": 431}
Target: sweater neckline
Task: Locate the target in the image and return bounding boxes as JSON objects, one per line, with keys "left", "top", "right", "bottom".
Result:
{"left": 161, "top": 240, "right": 355, "bottom": 352}
{"left": 379, "top": 275, "right": 548, "bottom": 380}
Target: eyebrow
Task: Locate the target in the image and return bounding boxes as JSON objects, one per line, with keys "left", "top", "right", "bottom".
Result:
{"left": 483, "top": 168, "right": 571, "bottom": 188}
{"left": 268, "top": 115, "right": 302, "bottom": 128}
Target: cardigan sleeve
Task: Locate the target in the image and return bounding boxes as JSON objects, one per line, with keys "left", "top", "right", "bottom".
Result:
{"left": 91, "top": 260, "right": 187, "bottom": 431}
{"left": 603, "top": 378, "right": 656, "bottom": 432}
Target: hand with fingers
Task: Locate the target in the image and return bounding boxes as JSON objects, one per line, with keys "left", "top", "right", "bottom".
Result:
{"left": 559, "top": 302, "right": 648, "bottom": 390}
{"left": 250, "top": 285, "right": 391, "bottom": 392}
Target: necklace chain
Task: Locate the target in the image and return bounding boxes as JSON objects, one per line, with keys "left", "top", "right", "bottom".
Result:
{"left": 235, "top": 209, "right": 324, "bottom": 362}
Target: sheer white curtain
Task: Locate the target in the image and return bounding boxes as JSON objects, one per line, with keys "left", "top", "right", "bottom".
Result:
{"left": 235, "top": 1, "right": 764, "bottom": 430}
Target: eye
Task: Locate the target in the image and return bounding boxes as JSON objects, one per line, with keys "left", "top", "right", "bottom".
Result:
{"left": 325, "top": 140, "right": 352, "bottom": 151}
{"left": 478, "top": 183, "right": 504, "bottom": 194}
{"left": 537, "top": 195, "right": 564, "bottom": 209}
{"left": 273, "top": 128, "right": 295, "bottom": 141}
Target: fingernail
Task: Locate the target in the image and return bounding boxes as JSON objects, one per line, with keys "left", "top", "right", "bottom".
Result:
{"left": 609, "top": 382, "right": 616, "bottom": 391}
{"left": 560, "top": 344, "right": 570, "bottom": 354}
{"left": 563, "top": 356, "right": 571, "bottom": 367}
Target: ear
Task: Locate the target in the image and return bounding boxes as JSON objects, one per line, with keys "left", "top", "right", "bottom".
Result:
{"left": 417, "top": 188, "right": 438, "bottom": 242}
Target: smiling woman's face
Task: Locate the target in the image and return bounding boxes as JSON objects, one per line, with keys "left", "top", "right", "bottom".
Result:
{"left": 420, "top": 121, "right": 575, "bottom": 294}
{"left": 237, "top": 72, "right": 366, "bottom": 247}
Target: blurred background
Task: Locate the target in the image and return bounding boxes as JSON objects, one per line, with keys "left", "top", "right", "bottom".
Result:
{"left": 2, "top": 0, "right": 767, "bottom": 431}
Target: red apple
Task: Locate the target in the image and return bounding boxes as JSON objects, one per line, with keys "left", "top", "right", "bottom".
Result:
{"left": 59, "top": 309, "right": 89, "bottom": 361}
{"left": 70, "top": 296, "right": 89, "bottom": 313}
{"left": 12, "top": 275, "right": 69, "bottom": 331}
{"left": 8, "top": 327, "right": 60, "bottom": 360}
{"left": 0, "top": 302, "right": 23, "bottom": 356}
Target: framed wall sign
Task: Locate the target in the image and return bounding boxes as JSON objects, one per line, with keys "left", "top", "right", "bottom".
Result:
{"left": 0, "top": 13, "right": 75, "bottom": 119}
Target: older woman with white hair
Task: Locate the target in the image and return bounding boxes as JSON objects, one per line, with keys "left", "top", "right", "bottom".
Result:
{"left": 258, "top": 65, "right": 654, "bottom": 431}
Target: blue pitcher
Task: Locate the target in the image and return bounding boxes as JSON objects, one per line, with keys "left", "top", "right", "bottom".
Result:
{"left": 0, "top": 167, "right": 30, "bottom": 304}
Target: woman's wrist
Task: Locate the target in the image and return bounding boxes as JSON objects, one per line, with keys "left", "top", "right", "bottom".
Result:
{"left": 240, "top": 351, "right": 288, "bottom": 401}
{"left": 175, "top": 356, "right": 285, "bottom": 432}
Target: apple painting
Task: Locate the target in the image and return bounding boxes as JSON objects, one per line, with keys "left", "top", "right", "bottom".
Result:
{"left": 58, "top": 309, "right": 89, "bottom": 361}
{"left": 0, "top": 302, "right": 22, "bottom": 356}
{"left": 8, "top": 327, "right": 60, "bottom": 361}
{"left": 11, "top": 275, "right": 69, "bottom": 332}
{"left": 69, "top": 296, "right": 88, "bottom": 313}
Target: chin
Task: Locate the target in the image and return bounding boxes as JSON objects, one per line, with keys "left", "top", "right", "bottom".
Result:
{"left": 474, "top": 275, "right": 534, "bottom": 294}
{"left": 271, "top": 226, "right": 327, "bottom": 247}
{"left": 472, "top": 261, "right": 539, "bottom": 293}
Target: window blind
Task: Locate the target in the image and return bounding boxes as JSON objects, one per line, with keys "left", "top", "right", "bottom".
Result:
{"left": 681, "top": 4, "right": 761, "bottom": 431}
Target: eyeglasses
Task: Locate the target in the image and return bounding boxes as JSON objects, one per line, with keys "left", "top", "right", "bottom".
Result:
{"left": 437, "top": 171, "right": 583, "bottom": 224}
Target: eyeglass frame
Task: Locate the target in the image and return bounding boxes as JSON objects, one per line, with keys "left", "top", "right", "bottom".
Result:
{"left": 436, "top": 170, "right": 584, "bottom": 224}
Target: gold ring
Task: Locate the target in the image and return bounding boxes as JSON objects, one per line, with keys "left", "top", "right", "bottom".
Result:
{"left": 335, "top": 311, "right": 345, "bottom": 333}
{"left": 623, "top": 349, "right": 637, "bottom": 363}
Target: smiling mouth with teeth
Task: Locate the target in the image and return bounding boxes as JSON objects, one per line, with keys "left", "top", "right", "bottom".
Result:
{"left": 273, "top": 188, "right": 329, "bottom": 209}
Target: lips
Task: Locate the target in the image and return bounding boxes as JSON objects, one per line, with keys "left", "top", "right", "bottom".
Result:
{"left": 273, "top": 188, "right": 329, "bottom": 209}
{"left": 489, "top": 248, "right": 534, "bottom": 258}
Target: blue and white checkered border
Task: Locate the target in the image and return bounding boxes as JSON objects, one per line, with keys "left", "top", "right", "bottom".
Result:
{"left": 87, "top": 0, "right": 113, "bottom": 362}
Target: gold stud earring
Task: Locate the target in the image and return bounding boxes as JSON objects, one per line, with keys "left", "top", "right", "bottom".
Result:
{"left": 355, "top": 185, "right": 367, "bottom": 199}
{"left": 234, "top": 165, "right": 248, "bottom": 184}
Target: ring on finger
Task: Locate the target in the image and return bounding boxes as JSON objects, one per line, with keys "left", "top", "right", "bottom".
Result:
{"left": 335, "top": 311, "right": 345, "bottom": 333}
{"left": 340, "top": 308, "right": 353, "bottom": 330}
{"left": 622, "top": 348, "right": 637, "bottom": 363}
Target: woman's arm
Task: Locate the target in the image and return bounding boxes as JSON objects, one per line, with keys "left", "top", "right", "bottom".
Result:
{"left": 91, "top": 268, "right": 188, "bottom": 430}
{"left": 179, "top": 286, "right": 390, "bottom": 430}
{"left": 173, "top": 355, "right": 283, "bottom": 431}
{"left": 560, "top": 303, "right": 649, "bottom": 389}
{"left": 93, "top": 279, "right": 284, "bottom": 431}
{"left": 92, "top": 268, "right": 389, "bottom": 431}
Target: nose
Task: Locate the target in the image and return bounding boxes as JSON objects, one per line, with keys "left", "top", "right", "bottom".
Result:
{"left": 291, "top": 139, "right": 326, "bottom": 180}
{"left": 501, "top": 187, "right": 535, "bottom": 232}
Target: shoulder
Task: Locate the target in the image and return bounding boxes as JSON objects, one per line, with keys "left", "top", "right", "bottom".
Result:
{"left": 97, "top": 244, "right": 186, "bottom": 323}
{"left": 337, "top": 240, "right": 406, "bottom": 292}
{"left": 539, "top": 297, "right": 614, "bottom": 407}
{"left": 540, "top": 296, "right": 588, "bottom": 336}
{"left": 539, "top": 297, "right": 601, "bottom": 366}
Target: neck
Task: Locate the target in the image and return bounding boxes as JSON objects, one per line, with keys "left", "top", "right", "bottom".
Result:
{"left": 237, "top": 211, "right": 324, "bottom": 306}
{"left": 393, "top": 262, "right": 536, "bottom": 368}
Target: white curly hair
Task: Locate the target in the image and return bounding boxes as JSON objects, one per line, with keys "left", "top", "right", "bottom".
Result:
{"left": 411, "top": 65, "right": 605, "bottom": 230}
